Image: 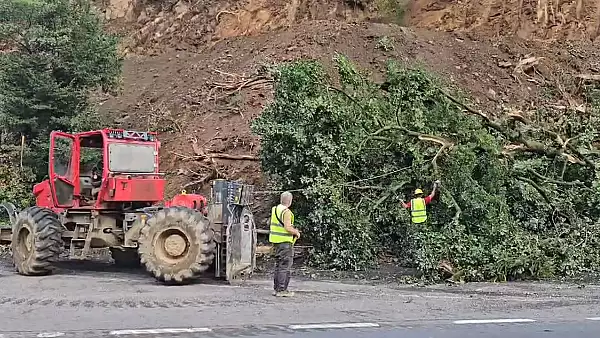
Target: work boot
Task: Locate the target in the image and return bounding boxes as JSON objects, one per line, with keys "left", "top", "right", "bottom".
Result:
{"left": 275, "top": 290, "right": 295, "bottom": 297}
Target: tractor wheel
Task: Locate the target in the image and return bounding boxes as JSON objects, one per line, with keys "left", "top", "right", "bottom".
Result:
{"left": 110, "top": 248, "right": 141, "bottom": 268}
{"left": 138, "top": 207, "right": 215, "bottom": 284}
{"left": 11, "top": 207, "right": 64, "bottom": 276}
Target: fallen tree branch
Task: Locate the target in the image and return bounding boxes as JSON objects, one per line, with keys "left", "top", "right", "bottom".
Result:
{"left": 342, "top": 184, "right": 386, "bottom": 190}
{"left": 442, "top": 188, "right": 461, "bottom": 224}
{"left": 328, "top": 86, "right": 362, "bottom": 107}
{"left": 432, "top": 143, "right": 451, "bottom": 170}
{"left": 208, "top": 153, "right": 260, "bottom": 161}
{"left": 547, "top": 68, "right": 582, "bottom": 111}
{"left": 527, "top": 169, "right": 593, "bottom": 190}
{"left": 367, "top": 125, "right": 454, "bottom": 169}
{"left": 187, "top": 137, "right": 260, "bottom": 161}
{"left": 542, "top": 129, "right": 595, "bottom": 168}
{"left": 216, "top": 10, "right": 239, "bottom": 23}
{"left": 515, "top": 176, "right": 552, "bottom": 204}
{"left": 513, "top": 56, "right": 543, "bottom": 77}
{"left": 213, "top": 77, "right": 272, "bottom": 90}
{"left": 210, "top": 76, "right": 273, "bottom": 101}
{"left": 213, "top": 69, "right": 241, "bottom": 78}
{"left": 439, "top": 89, "right": 504, "bottom": 130}
{"left": 575, "top": 74, "right": 600, "bottom": 82}
{"left": 440, "top": 89, "right": 594, "bottom": 167}
{"left": 370, "top": 125, "right": 454, "bottom": 147}
{"left": 175, "top": 151, "right": 259, "bottom": 161}
{"left": 182, "top": 169, "right": 218, "bottom": 191}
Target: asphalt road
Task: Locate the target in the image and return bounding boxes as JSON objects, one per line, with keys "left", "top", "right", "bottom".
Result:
{"left": 2, "top": 322, "right": 600, "bottom": 338}
{"left": 235, "top": 322, "right": 600, "bottom": 338}
{"left": 1, "top": 259, "right": 600, "bottom": 338}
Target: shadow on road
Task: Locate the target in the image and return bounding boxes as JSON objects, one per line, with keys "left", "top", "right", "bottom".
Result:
{"left": 52, "top": 259, "right": 230, "bottom": 286}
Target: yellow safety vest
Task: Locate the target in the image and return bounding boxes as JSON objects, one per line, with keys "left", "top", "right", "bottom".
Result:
{"left": 269, "top": 204, "right": 295, "bottom": 244}
{"left": 410, "top": 198, "right": 427, "bottom": 223}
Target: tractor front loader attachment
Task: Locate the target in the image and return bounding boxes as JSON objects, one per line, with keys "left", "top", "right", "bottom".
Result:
{"left": 208, "top": 179, "right": 257, "bottom": 282}
{"left": 0, "top": 202, "right": 18, "bottom": 244}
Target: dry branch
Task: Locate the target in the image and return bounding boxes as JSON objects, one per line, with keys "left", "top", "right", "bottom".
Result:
{"left": 216, "top": 10, "right": 239, "bottom": 23}
{"left": 213, "top": 69, "right": 241, "bottom": 78}
{"left": 147, "top": 101, "right": 183, "bottom": 132}
{"left": 209, "top": 75, "right": 273, "bottom": 101}
{"left": 368, "top": 125, "right": 454, "bottom": 170}
{"left": 182, "top": 169, "right": 218, "bottom": 190}
{"left": 343, "top": 185, "right": 387, "bottom": 190}
{"left": 175, "top": 138, "right": 260, "bottom": 162}
{"left": 575, "top": 74, "right": 600, "bottom": 82}
{"left": 514, "top": 56, "right": 543, "bottom": 76}
{"left": 206, "top": 153, "right": 259, "bottom": 161}
{"left": 548, "top": 70, "right": 583, "bottom": 112}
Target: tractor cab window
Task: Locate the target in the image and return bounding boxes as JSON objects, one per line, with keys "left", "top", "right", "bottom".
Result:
{"left": 52, "top": 135, "right": 75, "bottom": 206}
{"left": 53, "top": 137, "right": 74, "bottom": 179}
{"left": 80, "top": 139, "right": 103, "bottom": 176}
{"left": 79, "top": 134, "right": 104, "bottom": 201}
{"left": 108, "top": 143, "right": 155, "bottom": 173}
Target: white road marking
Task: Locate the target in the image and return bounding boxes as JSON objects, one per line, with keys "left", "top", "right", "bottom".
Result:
{"left": 37, "top": 333, "right": 66, "bottom": 338}
{"left": 454, "top": 319, "right": 536, "bottom": 324}
{"left": 586, "top": 317, "right": 600, "bottom": 321}
{"left": 289, "top": 322, "right": 380, "bottom": 330}
{"left": 109, "top": 328, "right": 212, "bottom": 335}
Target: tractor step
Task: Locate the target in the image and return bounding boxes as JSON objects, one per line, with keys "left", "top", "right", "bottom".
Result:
{"left": 69, "top": 222, "right": 91, "bottom": 259}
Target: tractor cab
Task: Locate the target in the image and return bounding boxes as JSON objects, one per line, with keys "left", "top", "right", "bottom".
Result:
{"left": 36, "top": 129, "right": 165, "bottom": 210}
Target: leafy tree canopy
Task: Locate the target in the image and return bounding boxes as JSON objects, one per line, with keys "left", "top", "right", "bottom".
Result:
{"left": 0, "top": 0, "right": 121, "bottom": 204}
{"left": 253, "top": 54, "right": 600, "bottom": 281}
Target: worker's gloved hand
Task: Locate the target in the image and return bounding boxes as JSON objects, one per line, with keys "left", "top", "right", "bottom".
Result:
{"left": 434, "top": 179, "right": 441, "bottom": 186}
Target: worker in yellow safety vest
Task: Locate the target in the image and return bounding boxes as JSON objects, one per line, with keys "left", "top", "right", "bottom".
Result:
{"left": 400, "top": 180, "right": 440, "bottom": 223}
{"left": 269, "top": 191, "right": 300, "bottom": 297}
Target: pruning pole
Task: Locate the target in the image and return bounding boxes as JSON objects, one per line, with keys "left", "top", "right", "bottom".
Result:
{"left": 20, "top": 134, "right": 25, "bottom": 171}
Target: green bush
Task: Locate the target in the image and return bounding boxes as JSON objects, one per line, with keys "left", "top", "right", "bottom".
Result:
{"left": 252, "top": 55, "right": 600, "bottom": 281}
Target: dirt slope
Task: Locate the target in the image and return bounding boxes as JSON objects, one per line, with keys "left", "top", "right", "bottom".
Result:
{"left": 98, "top": 0, "right": 376, "bottom": 56}
{"left": 408, "top": 0, "right": 600, "bottom": 41}
{"left": 96, "top": 0, "right": 600, "bottom": 223}
{"left": 99, "top": 0, "right": 600, "bottom": 57}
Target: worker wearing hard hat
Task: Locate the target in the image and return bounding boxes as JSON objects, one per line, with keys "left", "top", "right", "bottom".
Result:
{"left": 400, "top": 180, "right": 441, "bottom": 223}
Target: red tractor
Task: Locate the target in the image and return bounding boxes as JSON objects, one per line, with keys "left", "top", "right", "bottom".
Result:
{"left": 0, "top": 129, "right": 257, "bottom": 284}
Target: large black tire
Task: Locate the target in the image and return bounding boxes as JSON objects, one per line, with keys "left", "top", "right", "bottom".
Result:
{"left": 110, "top": 247, "right": 141, "bottom": 268}
{"left": 138, "top": 207, "right": 215, "bottom": 284}
{"left": 11, "top": 207, "right": 63, "bottom": 276}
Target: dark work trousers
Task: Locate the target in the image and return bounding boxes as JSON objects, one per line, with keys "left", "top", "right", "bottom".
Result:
{"left": 273, "top": 242, "right": 294, "bottom": 292}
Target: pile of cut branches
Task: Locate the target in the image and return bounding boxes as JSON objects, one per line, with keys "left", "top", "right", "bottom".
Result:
{"left": 252, "top": 54, "right": 600, "bottom": 281}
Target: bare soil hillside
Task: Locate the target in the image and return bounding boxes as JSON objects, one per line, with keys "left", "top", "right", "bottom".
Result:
{"left": 97, "top": 0, "right": 376, "bottom": 56}
{"left": 95, "top": 0, "right": 600, "bottom": 224}
{"left": 98, "top": 0, "right": 600, "bottom": 57}
{"left": 408, "top": 0, "right": 600, "bottom": 41}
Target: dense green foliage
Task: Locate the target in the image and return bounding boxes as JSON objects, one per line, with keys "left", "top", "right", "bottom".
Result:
{"left": 253, "top": 55, "right": 600, "bottom": 281}
{"left": 0, "top": 0, "right": 121, "bottom": 207}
